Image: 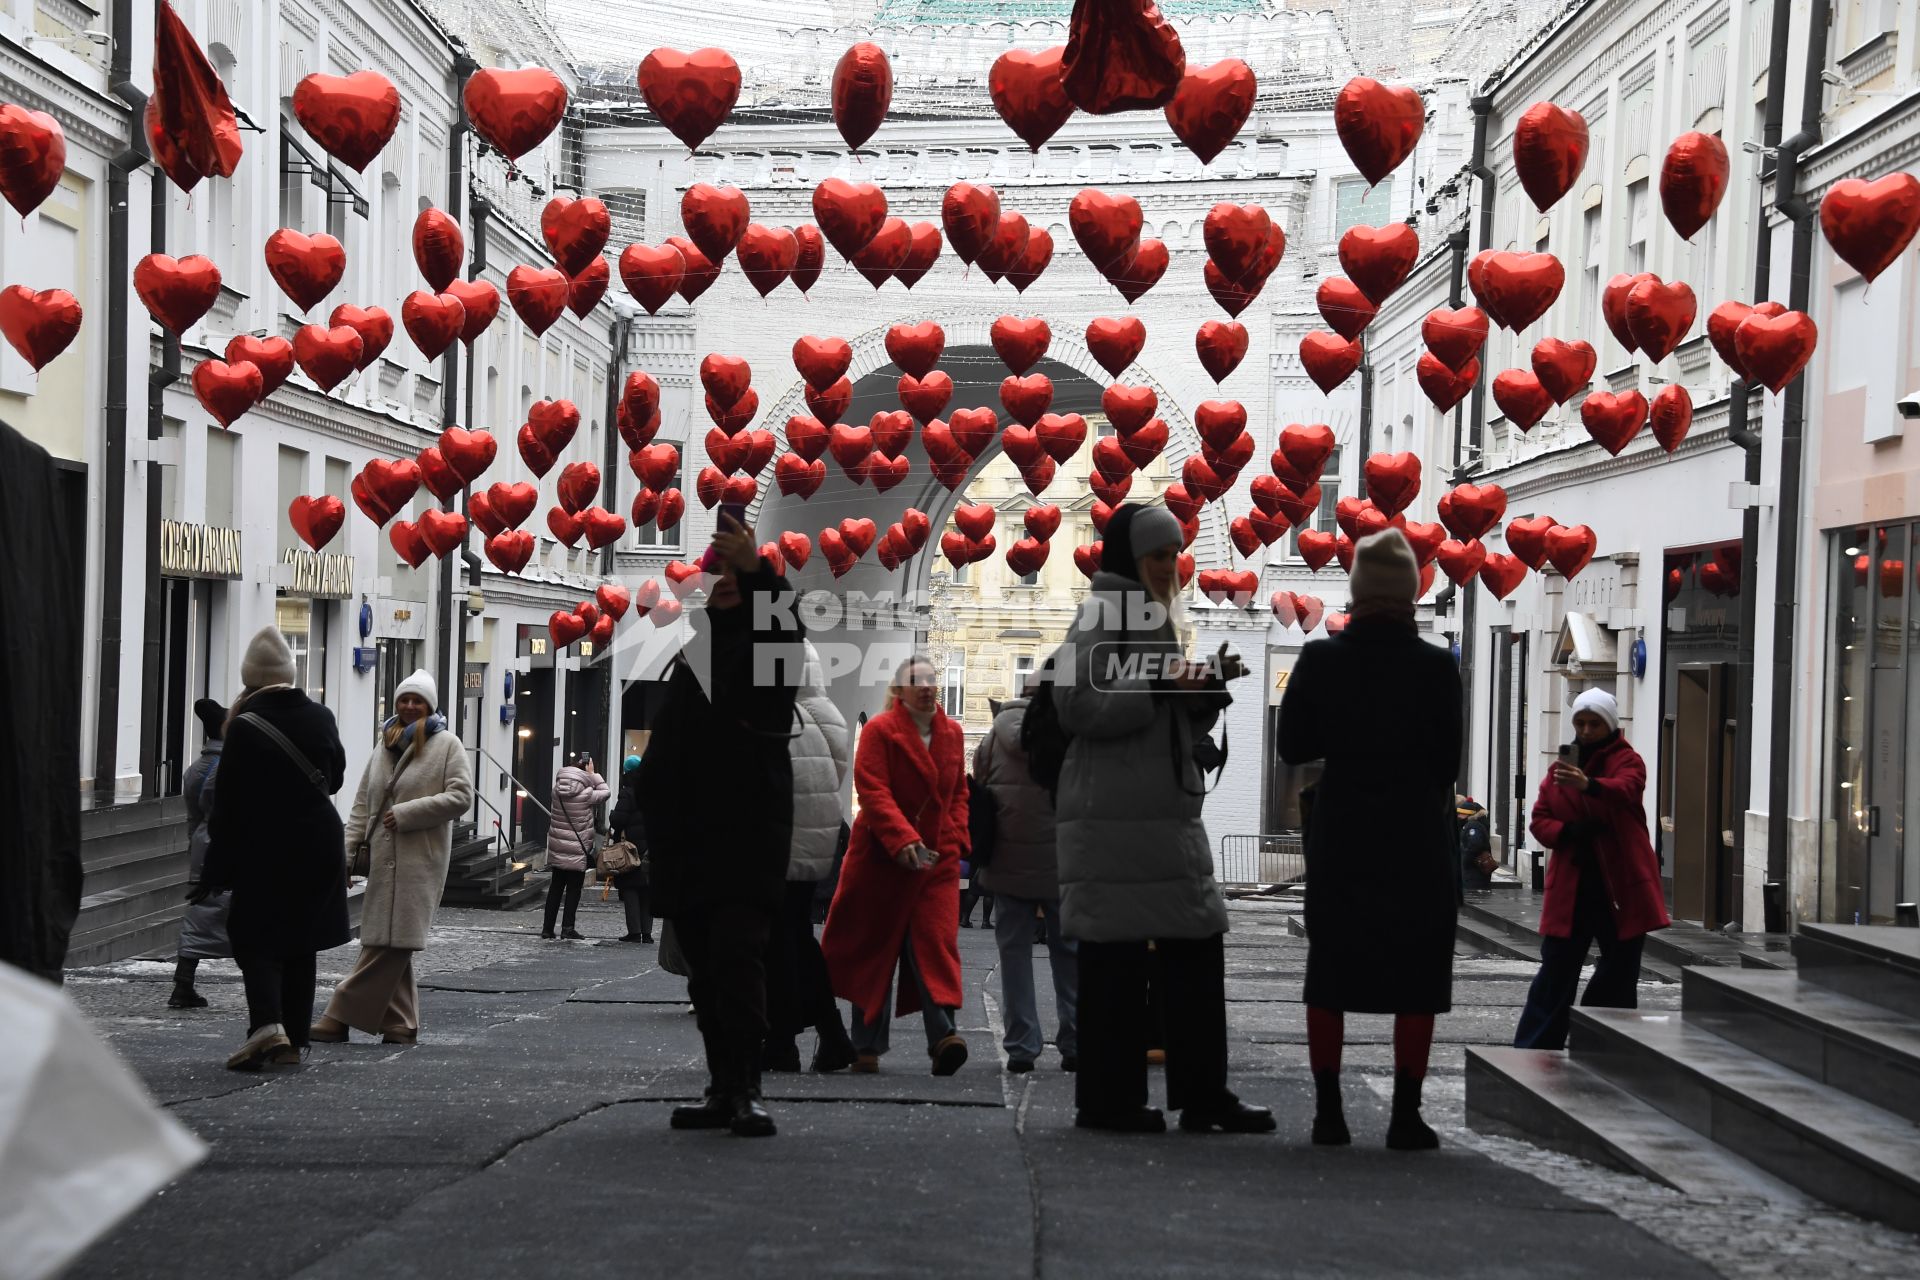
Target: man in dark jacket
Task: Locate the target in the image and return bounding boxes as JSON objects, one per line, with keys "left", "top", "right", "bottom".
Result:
{"left": 609, "top": 755, "right": 652, "bottom": 943}
{"left": 638, "top": 513, "right": 802, "bottom": 1137}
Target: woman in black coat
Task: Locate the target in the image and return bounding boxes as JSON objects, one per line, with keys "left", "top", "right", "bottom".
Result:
{"left": 608, "top": 756, "right": 651, "bottom": 943}
{"left": 1279, "top": 529, "right": 1461, "bottom": 1150}
{"left": 638, "top": 513, "right": 803, "bottom": 1137}
{"left": 199, "top": 627, "right": 351, "bottom": 1072}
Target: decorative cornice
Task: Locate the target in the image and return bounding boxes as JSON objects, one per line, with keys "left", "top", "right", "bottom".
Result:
{"left": 0, "top": 37, "right": 129, "bottom": 153}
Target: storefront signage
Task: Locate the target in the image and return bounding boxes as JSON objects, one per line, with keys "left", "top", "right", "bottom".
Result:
{"left": 281, "top": 546, "right": 355, "bottom": 599}
{"left": 159, "top": 520, "right": 242, "bottom": 579}
{"left": 375, "top": 599, "right": 428, "bottom": 640}
{"left": 1562, "top": 562, "right": 1624, "bottom": 613}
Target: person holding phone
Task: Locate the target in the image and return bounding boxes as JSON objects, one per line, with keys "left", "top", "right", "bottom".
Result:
{"left": 543, "top": 751, "right": 609, "bottom": 940}
{"left": 1279, "top": 529, "right": 1462, "bottom": 1150}
{"left": 1513, "top": 688, "right": 1670, "bottom": 1049}
{"left": 638, "top": 511, "right": 805, "bottom": 1137}
{"left": 821, "top": 654, "right": 972, "bottom": 1076}
{"left": 1050, "top": 503, "right": 1272, "bottom": 1135}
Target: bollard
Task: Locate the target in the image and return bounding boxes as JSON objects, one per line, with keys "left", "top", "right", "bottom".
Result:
{"left": 1530, "top": 848, "right": 1545, "bottom": 893}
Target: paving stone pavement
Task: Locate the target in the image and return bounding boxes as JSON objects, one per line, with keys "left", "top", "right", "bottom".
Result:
{"left": 52, "top": 893, "right": 1920, "bottom": 1278}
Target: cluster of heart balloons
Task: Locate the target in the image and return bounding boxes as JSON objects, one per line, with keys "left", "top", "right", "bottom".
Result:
{"left": 1664, "top": 545, "right": 1744, "bottom": 604}
{"left": 1068, "top": 188, "right": 1169, "bottom": 304}
{"left": 989, "top": 44, "right": 1256, "bottom": 165}
{"left": 0, "top": 105, "right": 81, "bottom": 371}
{"left": 549, "top": 582, "right": 640, "bottom": 651}
{"left": 1201, "top": 201, "right": 1286, "bottom": 319}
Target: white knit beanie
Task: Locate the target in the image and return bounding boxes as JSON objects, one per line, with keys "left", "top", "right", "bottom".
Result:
{"left": 1348, "top": 529, "right": 1420, "bottom": 608}
{"left": 394, "top": 668, "right": 439, "bottom": 712}
{"left": 1571, "top": 687, "right": 1619, "bottom": 731}
{"left": 239, "top": 626, "right": 297, "bottom": 689}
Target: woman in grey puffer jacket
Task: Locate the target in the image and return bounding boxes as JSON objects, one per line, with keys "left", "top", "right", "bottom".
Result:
{"left": 544, "top": 753, "right": 609, "bottom": 939}
{"left": 1050, "top": 504, "right": 1271, "bottom": 1136}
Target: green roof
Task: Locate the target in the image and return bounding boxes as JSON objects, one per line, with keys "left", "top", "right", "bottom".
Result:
{"left": 873, "top": 0, "right": 1265, "bottom": 21}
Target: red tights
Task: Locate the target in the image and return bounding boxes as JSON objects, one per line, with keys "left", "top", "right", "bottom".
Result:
{"left": 1306, "top": 1007, "right": 1434, "bottom": 1079}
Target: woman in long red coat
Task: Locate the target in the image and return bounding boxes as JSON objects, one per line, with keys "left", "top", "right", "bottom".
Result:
{"left": 1514, "top": 687, "right": 1671, "bottom": 1049}
{"left": 822, "top": 655, "right": 971, "bottom": 1075}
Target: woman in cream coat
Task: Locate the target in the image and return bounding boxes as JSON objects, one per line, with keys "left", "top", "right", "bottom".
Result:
{"left": 311, "top": 669, "right": 473, "bottom": 1045}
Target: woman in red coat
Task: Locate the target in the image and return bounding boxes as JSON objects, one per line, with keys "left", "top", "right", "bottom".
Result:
{"left": 1514, "top": 688, "right": 1671, "bottom": 1049}
{"left": 822, "top": 656, "right": 971, "bottom": 1075}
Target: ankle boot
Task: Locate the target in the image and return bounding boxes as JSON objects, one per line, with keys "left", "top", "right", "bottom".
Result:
{"left": 1386, "top": 1069, "right": 1440, "bottom": 1150}
{"left": 1311, "top": 1068, "right": 1350, "bottom": 1145}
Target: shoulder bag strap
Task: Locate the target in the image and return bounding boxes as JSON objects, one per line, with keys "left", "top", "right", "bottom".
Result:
{"left": 238, "top": 712, "right": 330, "bottom": 798}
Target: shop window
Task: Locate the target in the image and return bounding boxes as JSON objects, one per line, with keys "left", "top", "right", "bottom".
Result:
{"left": 1334, "top": 178, "right": 1392, "bottom": 237}
{"left": 943, "top": 652, "right": 965, "bottom": 720}
{"left": 276, "top": 595, "right": 330, "bottom": 704}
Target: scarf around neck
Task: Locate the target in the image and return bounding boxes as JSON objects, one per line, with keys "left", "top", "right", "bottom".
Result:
{"left": 383, "top": 712, "right": 446, "bottom": 752}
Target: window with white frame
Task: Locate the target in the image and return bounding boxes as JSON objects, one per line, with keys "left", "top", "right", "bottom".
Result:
{"left": 1626, "top": 178, "right": 1650, "bottom": 275}
{"left": 635, "top": 462, "right": 682, "bottom": 547}
{"left": 943, "top": 653, "right": 965, "bottom": 719}
{"left": 1290, "top": 445, "right": 1341, "bottom": 557}
{"left": 1011, "top": 652, "right": 1036, "bottom": 696}
{"left": 1334, "top": 178, "right": 1393, "bottom": 236}
{"left": 1582, "top": 203, "right": 1603, "bottom": 341}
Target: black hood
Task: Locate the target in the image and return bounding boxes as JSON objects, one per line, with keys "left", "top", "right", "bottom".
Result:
{"left": 1099, "top": 504, "right": 1145, "bottom": 582}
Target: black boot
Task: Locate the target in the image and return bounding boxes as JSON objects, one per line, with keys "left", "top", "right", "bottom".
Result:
{"left": 168, "top": 958, "right": 207, "bottom": 1009}
{"left": 1312, "top": 1068, "right": 1351, "bottom": 1146}
{"left": 1179, "top": 1094, "right": 1277, "bottom": 1134}
{"left": 811, "top": 1023, "right": 856, "bottom": 1073}
{"left": 761, "top": 1038, "right": 803, "bottom": 1073}
{"left": 1386, "top": 1069, "right": 1439, "bottom": 1150}
{"left": 670, "top": 1090, "right": 733, "bottom": 1131}
{"left": 730, "top": 1092, "right": 777, "bottom": 1138}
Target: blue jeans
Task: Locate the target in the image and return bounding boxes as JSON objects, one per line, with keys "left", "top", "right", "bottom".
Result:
{"left": 1513, "top": 867, "right": 1646, "bottom": 1050}
{"left": 850, "top": 929, "right": 955, "bottom": 1057}
{"left": 993, "top": 895, "right": 1079, "bottom": 1064}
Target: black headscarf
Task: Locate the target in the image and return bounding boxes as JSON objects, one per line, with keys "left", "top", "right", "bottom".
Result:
{"left": 1099, "top": 504, "right": 1144, "bottom": 581}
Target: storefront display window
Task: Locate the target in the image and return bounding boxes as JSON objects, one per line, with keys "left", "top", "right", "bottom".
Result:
{"left": 276, "top": 594, "right": 330, "bottom": 705}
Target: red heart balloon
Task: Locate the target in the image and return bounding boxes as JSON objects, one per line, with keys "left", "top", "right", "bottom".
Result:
{"left": 412, "top": 208, "right": 464, "bottom": 291}
{"left": 192, "top": 359, "right": 262, "bottom": 428}
{"left": 1069, "top": 188, "right": 1143, "bottom": 274}
{"left": 1316, "top": 277, "right": 1378, "bottom": 340}
{"left": 1090, "top": 470, "right": 1133, "bottom": 507}
{"left": 463, "top": 67, "right": 567, "bottom": 161}
{"left": 885, "top": 321, "right": 945, "bottom": 378}
{"left": 1300, "top": 332, "right": 1364, "bottom": 393}
{"left": 1436, "top": 538, "right": 1487, "bottom": 585}
{"left": 416, "top": 447, "right": 461, "bottom": 503}
{"left": 419, "top": 509, "right": 469, "bottom": 558}
{"left": 901, "top": 509, "right": 932, "bottom": 551}
{"left": 1506, "top": 516, "right": 1557, "bottom": 569}
{"left": 265, "top": 229, "right": 346, "bottom": 311}
{"left": 784, "top": 416, "right": 830, "bottom": 463}
{"left": 1512, "top": 101, "right": 1588, "bottom": 212}
{"left": 894, "top": 221, "right": 944, "bottom": 290}
{"left": 1660, "top": 131, "right": 1729, "bottom": 240}
{"left": 1195, "top": 319, "right": 1249, "bottom": 383}
{"left": 532, "top": 398, "right": 583, "bottom": 451}
{"left": 1479, "top": 552, "right": 1529, "bottom": 599}
{"left": 649, "top": 597, "right": 685, "bottom": 627}
{"left": 1334, "top": 77, "right": 1424, "bottom": 186}
{"left": 293, "top": 71, "right": 400, "bottom": 172}
{"left": 518, "top": 425, "right": 558, "bottom": 478}
{"left": 547, "top": 506, "right": 585, "bottom": 547}
{"left": 1165, "top": 58, "right": 1256, "bottom": 164}
{"left": 812, "top": 178, "right": 887, "bottom": 259}
{"left": 549, "top": 608, "right": 589, "bottom": 649}
{"left": 792, "top": 226, "right": 825, "bottom": 294}
{"left": 353, "top": 458, "right": 421, "bottom": 526}
{"left": 0, "top": 104, "right": 66, "bottom": 218}
{"left": 1364, "top": 452, "right": 1422, "bottom": 517}
{"left": 1603, "top": 272, "right": 1655, "bottom": 351}
{"left": 557, "top": 461, "right": 601, "bottom": 515}
{"left": 442, "top": 278, "right": 500, "bottom": 345}
{"left": 1820, "top": 173, "right": 1920, "bottom": 283}
{"left": 832, "top": 42, "right": 893, "bottom": 150}
{"left": 699, "top": 353, "right": 752, "bottom": 410}
{"left": 793, "top": 335, "right": 853, "bottom": 390}
{"left": 1006, "top": 536, "right": 1052, "bottom": 577}
{"left": 541, "top": 195, "right": 611, "bottom": 275}
{"left": 1422, "top": 306, "right": 1489, "bottom": 373}
{"left": 581, "top": 507, "right": 627, "bottom": 550}
{"left": 837, "top": 517, "right": 879, "bottom": 558}
{"left": 505, "top": 265, "right": 567, "bottom": 336}
{"left": 1001, "top": 373, "right": 1054, "bottom": 427}
{"left": 1101, "top": 383, "right": 1158, "bottom": 433}
{"left": 1204, "top": 259, "right": 1264, "bottom": 317}
{"left": 942, "top": 182, "right": 1001, "bottom": 266}
{"left": 776, "top": 530, "right": 814, "bottom": 571}
{"left": 991, "top": 315, "right": 1052, "bottom": 375}
{"left": 655, "top": 490, "right": 686, "bottom": 533}
{"left": 1625, "top": 277, "right": 1696, "bottom": 361}
{"left": 587, "top": 613, "right": 616, "bottom": 647}
{"left": 1437, "top": 484, "right": 1507, "bottom": 541}
{"left": 775, "top": 453, "right": 827, "bottom": 499}
{"left": 618, "top": 243, "right": 686, "bottom": 314}
{"left": 1073, "top": 543, "right": 1103, "bottom": 580}
{"left": 1278, "top": 423, "right": 1336, "bottom": 478}
{"left": 1581, "top": 390, "right": 1648, "bottom": 454}
{"left": 568, "top": 258, "right": 611, "bottom": 318}
{"left": 638, "top": 47, "right": 742, "bottom": 152}
{"left": 805, "top": 377, "right": 853, "bottom": 427}
{"left": 1022, "top": 504, "right": 1063, "bottom": 542}
{"left": 1338, "top": 223, "right": 1419, "bottom": 303}
{"left": 1417, "top": 353, "right": 1479, "bottom": 412}
{"left": 1397, "top": 519, "right": 1447, "bottom": 567}
{"left": 1297, "top": 529, "right": 1337, "bottom": 571}
{"left": 1531, "top": 337, "right": 1596, "bottom": 404}
{"left": 976, "top": 211, "right": 1031, "bottom": 283}
{"left": 681, "top": 182, "right": 751, "bottom": 262}
{"left": 632, "top": 443, "right": 680, "bottom": 491}
{"left": 1195, "top": 400, "right": 1248, "bottom": 452}
{"left": 1003, "top": 226, "right": 1050, "bottom": 293}
{"left": 292, "top": 323, "right": 363, "bottom": 392}
{"left": 1650, "top": 384, "right": 1694, "bottom": 453}
{"left": 954, "top": 504, "right": 997, "bottom": 542}
{"left": 227, "top": 334, "right": 295, "bottom": 396}
{"left": 1248, "top": 507, "right": 1290, "bottom": 546}
{"left": 1017, "top": 456, "right": 1058, "bottom": 498}
{"left": 1706, "top": 300, "right": 1784, "bottom": 378}
{"left": 328, "top": 304, "right": 393, "bottom": 370}
{"left": 990, "top": 47, "right": 1073, "bottom": 150}
{"left": 867, "top": 411, "right": 914, "bottom": 461}
{"left": 1182, "top": 455, "right": 1230, "bottom": 503}
{"left": 1008, "top": 425, "right": 1053, "bottom": 472}
{"left": 1118, "top": 418, "right": 1168, "bottom": 470}
{"left": 828, "top": 423, "right": 875, "bottom": 476}
{"left": 439, "top": 427, "right": 497, "bottom": 484}
{"left": 1475, "top": 251, "right": 1565, "bottom": 331}
{"left": 1060, "top": 0, "right": 1185, "bottom": 114}
{"left": 1036, "top": 412, "right": 1089, "bottom": 465}
{"left": 390, "top": 521, "right": 431, "bottom": 569}
{"left": 402, "top": 290, "right": 466, "bottom": 360}
{"left": 134, "top": 253, "right": 221, "bottom": 334}
{"left": 487, "top": 481, "right": 539, "bottom": 530}
{"left": 948, "top": 407, "right": 999, "bottom": 457}
{"left": 288, "top": 495, "right": 346, "bottom": 551}
{"left": 899, "top": 371, "right": 953, "bottom": 424}
{"left": 1734, "top": 309, "right": 1819, "bottom": 393}
{"left": 1544, "top": 524, "right": 1597, "bottom": 579}
{"left": 1110, "top": 238, "right": 1169, "bottom": 304}
{"left": 665, "top": 235, "right": 721, "bottom": 303}
{"left": 1228, "top": 517, "right": 1261, "bottom": 559}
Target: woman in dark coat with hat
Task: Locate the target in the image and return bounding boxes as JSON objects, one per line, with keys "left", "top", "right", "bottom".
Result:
{"left": 199, "top": 627, "right": 351, "bottom": 1071}
{"left": 1279, "top": 528, "right": 1462, "bottom": 1150}
{"left": 170, "top": 697, "right": 231, "bottom": 1009}
{"left": 637, "top": 512, "right": 804, "bottom": 1137}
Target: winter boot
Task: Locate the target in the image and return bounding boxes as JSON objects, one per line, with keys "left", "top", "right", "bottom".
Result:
{"left": 670, "top": 1089, "right": 733, "bottom": 1131}
{"left": 1386, "top": 1069, "right": 1440, "bottom": 1150}
{"left": 730, "top": 1092, "right": 777, "bottom": 1138}
{"left": 168, "top": 958, "right": 207, "bottom": 1009}
{"left": 811, "top": 1024, "right": 857, "bottom": 1074}
{"left": 1311, "top": 1068, "right": 1351, "bottom": 1146}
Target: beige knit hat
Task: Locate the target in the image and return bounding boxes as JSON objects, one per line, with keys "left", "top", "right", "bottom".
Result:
{"left": 1348, "top": 528, "right": 1421, "bottom": 608}
{"left": 239, "top": 626, "right": 297, "bottom": 689}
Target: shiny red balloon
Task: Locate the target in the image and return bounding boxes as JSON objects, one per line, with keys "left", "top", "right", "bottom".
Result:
{"left": 990, "top": 47, "right": 1073, "bottom": 151}
{"left": 1473, "top": 251, "right": 1565, "bottom": 331}
{"left": 265, "top": 229, "right": 346, "bottom": 312}
{"left": 942, "top": 182, "right": 1001, "bottom": 266}
{"left": 832, "top": 42, "right": 892, "bottom": 150}
{"left": 1650, "top": 384, "right": 1694, "bottom": 453}
{"left": 1337, "top": 223, "right": 1419, "bottom": 304}
{"left": 851, "top": 216, "right": 911, "bottom": 289}
{"left": 738, "top": 223, "right": 799, "bottom": 297}
{"left": 1316, "top": 278, "right": 1377, "bottom": 340}
{"left": 1580, "top": 390, "right": 1648, "bottom": 455}
{"left": 665, "top": 235, "right": 721, "bottom": 303}
{"left": 1195, "top": 319, "right": 1248, "bottom": 382}
{"left": 1421, "top": 306, "right": 1488, "bottom": 374}
{"left": 812, "top": 178, "right": 888, "bottom": 260}
{"left": 1069, "top": 188, "right": 1143, "bottom": 274}
{"left": 1531, "top": 337, "right": 1596, "bottom": 404}
{"left": 637, "top": 47, "right": 741, "bottom": 152}
{"left": 413, "top": 209, "right": 464, "bottom": 292}
{"left": 402, "top": 290, "right": 466, "bottom": 360}
{"left": 1111, "top": 239, "right": 1168, "bottom": 304}
{"left": 1513, "top": 101, "right": 1588, "bottom": 212}
{"left": 1061, "top": 0, "right": 1187, "bottom": 114}
{"left": 1164, "top": 59, "right": 1256, "bottom": 164}
{"left": 1820, "top": 173, "right": 1920, "bottom": 283}
{"left": 1660, "top": 131, "right": 1730, "bottom": 241}
{"left": 293, "top": 324, "right": 363, "bottom": 392}
{"left": 507, "top": 265, "right": 569, "bottom": 335}
{"left": 1733, "top": 309, "right": 1819, "bottom": 393}
{"left": 1602, "top": 272, "right": 1655, "bottom": 351}
{"left": 541, "top": 196, "right": 611, "bottom": 276}
{"left": 462, "top": 67, "right": 567, "bottom": 162}
{"left": 0, "top": 104, "right": 66, "bottom": 218}
{"left": 1087, "top": 316, "right": 1147, "bottom": 377}
{"left": 1705, "top": 300, "right": 1785, "bottom": 379}
{"left": 191, "top": 358, "right": 261, "bottom": 428}
{"left": 1491, "top": 369, "right": 1553, "bottom": 431}
{"left": 568, "top": 258, "right": 610, "bottom": 318}
{"left": 228, "top": 334, "right": 296, "bottom": 395}
{"left": 328, "top": 304, "right": 392, "bottom": 370}
{"left": 897, "top": 222, "right": 945, "bottom": 289}
{"left": 1625, "top": 277, "right": 1696, "bottom": 362}
{"left": 442, "top": 279, "right": 499, "bottom": 345}
{"left": 618, "top": 243, "right": 685, "bottom": 314}
{"left": 292, "top": 71, "right": 400, "bottom": 172}
{"left": 1334, "top": 77, "right": 1423, "bottom": 187}
{"left": 1300, "top": 331, "right": 1363, "bottom": 393}
{"left": 1203, "top": 202, "right": 1271, "bottom": 283}
{"left": 133, "top": 253, "right": 221, "bottom": 334}
{"left": 793, "top": 225, "right": 826, "bottom": 294}
{"left": 681, "top": 183, "right": 750, "bottom": 263}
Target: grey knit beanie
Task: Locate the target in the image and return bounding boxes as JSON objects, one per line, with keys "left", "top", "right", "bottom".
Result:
{"left": 239, "top": 626, "right": 297, "bottom": 689}
{"left": 1348, "top": 528, "right": 1421, "bottom": 608}
{"left": 1128, "top": 505, "right": 1184, "bottom": 562}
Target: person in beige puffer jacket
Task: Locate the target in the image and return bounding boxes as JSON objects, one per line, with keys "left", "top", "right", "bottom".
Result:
{"left": 544, "top": 753, "right": 610, "bottom": 939}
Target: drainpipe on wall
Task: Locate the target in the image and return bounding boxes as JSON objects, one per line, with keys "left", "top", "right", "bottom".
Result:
{"left": 1459, "top": 88, "right": 1498, "bottom": 799}
{"left": 435, "top": 44, "right": 479, "bottom": 712}
{"left": 1465, "top": 89, "right": 1497, "bottom": 464}
{"left": 1763, "top": 0, "right": 1832, "bottom": 929}
{"left": 598, "top": 310, "right": 633, "bottom": 769}
{"left": 137, "top": 117, "right": 181, "bottom": 799}
{"left": 452, "top": 189, "right": 489, "bottom": 744}
{"left": 96, "top": 0, "right": 148, "bottom": 795}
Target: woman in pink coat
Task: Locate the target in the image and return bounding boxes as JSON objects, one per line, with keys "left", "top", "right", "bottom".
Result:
{"left": 822, "top": 656, "right": 971, "bottom": 1076}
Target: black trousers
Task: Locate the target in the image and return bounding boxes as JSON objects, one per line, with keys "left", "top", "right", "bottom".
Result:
{"left": 543, "top": 868, "right": 585, "bottom": 934}
{"left": 619, "top": 880, "right": 653, "bottom": 940}
{"left": 235, "top": 951, "right": 317, "bottom": 1048}
{"left": 765, "top": 879, "right": 846, "bottom": 1045}
{"left": 1513, "top": 867, "right": 1645, "bottom": 1050}
{"left": 677, "top": 901, "right": 774, "bottom": 1100}
{"left": 960, "top": 884, "right": 994, "bottom": 925}
{"left": 1076, "top": 934, "right": 1230, "bottom": 1116}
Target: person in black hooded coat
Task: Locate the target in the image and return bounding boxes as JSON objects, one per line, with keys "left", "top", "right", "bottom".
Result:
{"left": 637, "top": 513, "right": 803, "bottom": 1136}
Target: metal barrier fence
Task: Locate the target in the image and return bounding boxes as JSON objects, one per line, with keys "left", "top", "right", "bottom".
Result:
{"left": 1216, "top": 833, "right": 1306, "bottom": 889}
